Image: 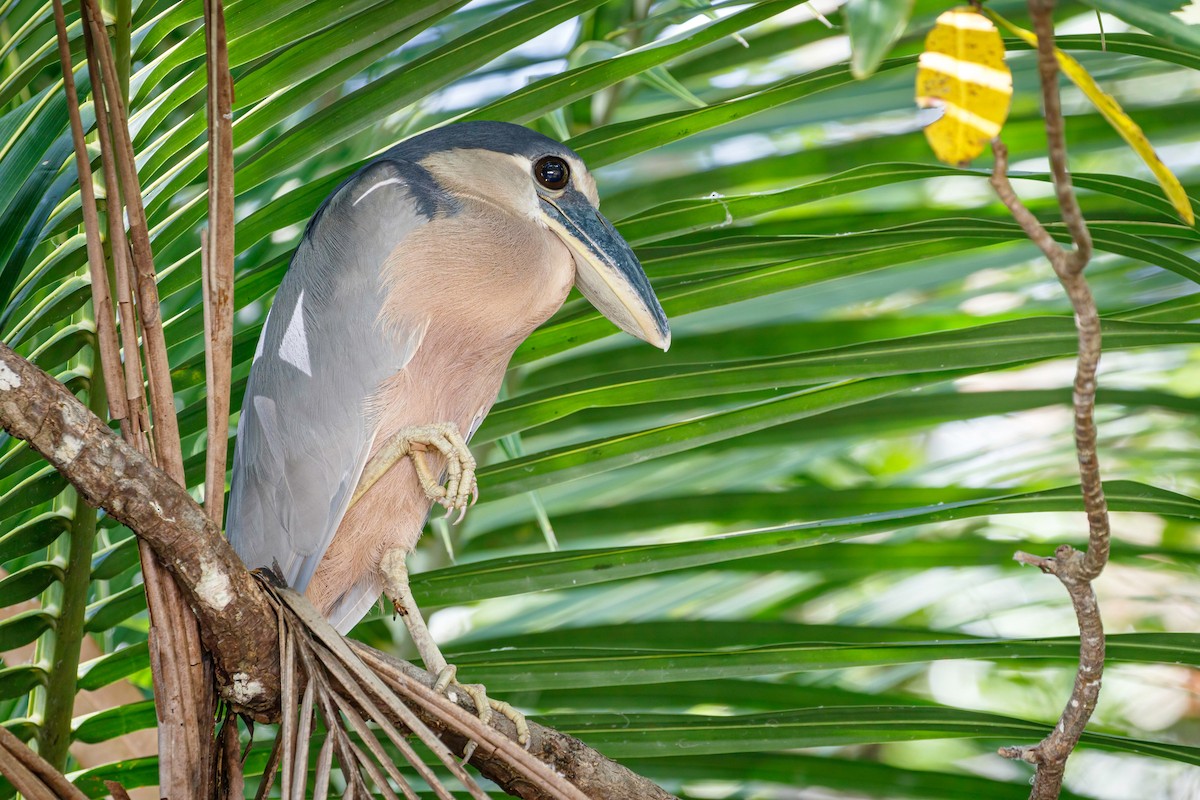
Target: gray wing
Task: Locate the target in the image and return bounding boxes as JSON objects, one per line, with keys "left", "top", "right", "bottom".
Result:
{"left": 226, "top": 159, "right": 442, "bottom": 592}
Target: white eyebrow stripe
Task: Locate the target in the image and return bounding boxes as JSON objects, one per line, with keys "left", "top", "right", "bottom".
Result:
{"left": 279, "top": 290, "right": 312, "bottom": 376}
{"left": 354, "top": 177, "right": 404, "bottom": 206}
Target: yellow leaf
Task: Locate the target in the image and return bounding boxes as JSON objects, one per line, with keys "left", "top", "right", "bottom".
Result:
{"left": 916, "top": 8, "right": 1013, "bottom": 167}
{"left": 988, "top": 9, "right": 1195, "bottom": 226}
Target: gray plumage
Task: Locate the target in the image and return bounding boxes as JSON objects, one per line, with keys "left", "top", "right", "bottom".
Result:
{"left": 227, "top": 161, "right": 427, "bottom": 592}
{"left": 226, "top": 121, "right": 670, "bottom": 635}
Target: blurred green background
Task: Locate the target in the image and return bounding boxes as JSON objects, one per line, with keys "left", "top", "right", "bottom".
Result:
{"left": 1, "top": 0, "right": 1198, "bottom": 797}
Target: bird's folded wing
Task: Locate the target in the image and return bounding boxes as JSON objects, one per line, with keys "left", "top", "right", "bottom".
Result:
{"left": 226, "top": 159, "right": 441, "bottom": 592}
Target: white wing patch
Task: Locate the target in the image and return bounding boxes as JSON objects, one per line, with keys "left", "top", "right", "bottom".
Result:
{"left": 252, "top": 307, "right": 272, "bottom": 363}
{"left": 279, "top": 290, "right": 312, "bottom": 376}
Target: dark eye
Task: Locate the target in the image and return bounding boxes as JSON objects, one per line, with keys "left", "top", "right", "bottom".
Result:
{"left": 534, "top": 156, "right": 570, "bottom": 190}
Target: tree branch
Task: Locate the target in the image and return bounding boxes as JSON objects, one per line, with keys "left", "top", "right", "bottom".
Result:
{"left": 0, "top": 725, "right": 89, "bottom": 800}
{"left": 0, "top": 341, "right": 280, "bottom": 720}
{"left": 1029, "top": 0, "right": 1092, "bottom": 274}
{"left": 989, "top": 2, "right": 1111, "bottom": 796}
{"left": 0, "top": 342, "right": 677, "bottom": 800}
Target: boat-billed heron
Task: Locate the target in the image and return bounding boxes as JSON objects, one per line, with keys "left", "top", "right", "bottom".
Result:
{"left": 226, "top": 121, "right": 669, "bottom": 743}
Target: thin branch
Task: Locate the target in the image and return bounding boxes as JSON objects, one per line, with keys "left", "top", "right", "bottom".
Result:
{"left": 1029, "top": 0, "right": 1092, "bottom": 273}
{"left": 104, "top": 781, "right": 134, "bottom": 800}
{"left": 989, "top": 2, "right": 1111, "bottom": 797}
{"left": 1020, "top": 0, "right": 1109, "bottom": 581}
{"left": 0, "top": 744, "right": 57, "bottom": 800}
{"left": 989, "top": 140, "right": 1061, "bottom": 264}
{"left": 203, "top": 0, "right": 235, "bottom": 525}
{"left": 0, "top": 726, "right": 90, "bottom": 800}
{"left": 49, "top": 0, "right": 129, "bottom": 436}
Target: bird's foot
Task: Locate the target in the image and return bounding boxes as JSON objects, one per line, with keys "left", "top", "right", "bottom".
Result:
{"left": 408, "top": 422, "right": 477, "bottom": 522}
{"left": 380, "top": 550, "right": 526, "bottom": 758}
{"left": 433, "top": 664, "right": 530, "bottom": 761}
{"left": 365, "top": 422, "right": 477, "bottom": 522}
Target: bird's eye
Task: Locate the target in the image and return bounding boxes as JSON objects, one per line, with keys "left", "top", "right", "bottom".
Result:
{"left": 534, "top": 156, "right": 570, "bottom": 191}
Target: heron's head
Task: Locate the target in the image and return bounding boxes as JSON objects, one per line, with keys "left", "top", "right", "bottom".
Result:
{"left": 402, "top": 121, "right": 671, "bottom": 351}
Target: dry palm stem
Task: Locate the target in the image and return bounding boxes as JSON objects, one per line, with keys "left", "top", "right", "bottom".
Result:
{"left": 78, "top": 0, "right": 183, "bottom": 475}
{"left": 78, "top": 8, "right": 150, "bottom": 452}
{"left": 49, "top": 0, "right": 128, "bottom": 437}
{"left": 202, "top": 0, "right": 235, "bottom": 524}
{"left": 987, "top": 1, "right": 1110, "bottom": 797}
{"left": 74, "top": 0, "right": 218, "bottom": 794}
{"left": 268, "top": 583, "right": 594, "bottom": 800}
{"left": 0, "top": 726, "right": 90, "bottom": 800}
